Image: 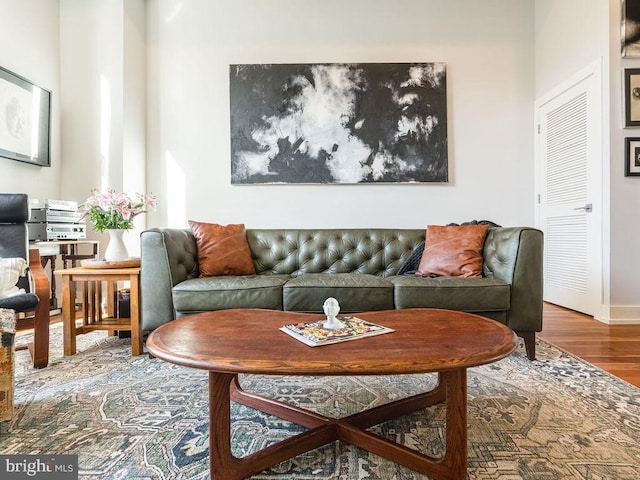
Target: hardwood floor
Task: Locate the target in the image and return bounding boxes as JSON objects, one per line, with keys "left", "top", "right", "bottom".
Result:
{"left": 540, "top": 302, "right": 640, "bottom": 388}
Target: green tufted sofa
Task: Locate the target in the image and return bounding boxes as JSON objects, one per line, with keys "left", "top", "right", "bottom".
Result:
{"left": 140, "top": 227, "right": 543, "bottom": 359}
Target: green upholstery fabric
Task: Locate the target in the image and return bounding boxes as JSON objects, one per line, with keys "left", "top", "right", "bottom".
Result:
{"left": 283, "top": 273, "right": 394, "bottom": 313}
{"left": 390, "top": 276, "right": 510, "bottom": 311}
{"left": 482, "top": 227, "right": 544, "bottom": 332}
{"left": 173, "top": 274, "right": 290, "bottom": 315}
{"left": 247, "top": 229, "right": 424, "bottom": 276}
{"left": 140, "top": 228, "right": 198, "bottom": 328}
{"left": 140, "top": 227, "right": 543, "bottom": 343}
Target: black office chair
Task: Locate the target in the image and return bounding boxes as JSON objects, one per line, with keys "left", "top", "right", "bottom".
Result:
{"left": 0, "top": 193, "right": 50, "bottom": 368}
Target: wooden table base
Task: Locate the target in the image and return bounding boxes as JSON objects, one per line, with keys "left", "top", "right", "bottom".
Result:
{"left": 59, "top": 266, "right": 142, "bottom": 356}
{"left": 209, "top": 370, "right": 467, "bottom": 480}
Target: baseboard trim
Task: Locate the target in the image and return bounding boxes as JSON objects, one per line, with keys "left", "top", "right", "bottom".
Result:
{"left": 595, "top": 305, "right": 640, "bottom": 325}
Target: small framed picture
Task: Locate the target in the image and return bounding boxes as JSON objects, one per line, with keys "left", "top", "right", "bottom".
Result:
{"left": 0, "top": 65, "right": 51, "bottom": 167}
{"left": 625, "top": 138, "right": 640, "bottom": 176}
{"left": 625, "top": 69, "right": 640, "bottom": 127}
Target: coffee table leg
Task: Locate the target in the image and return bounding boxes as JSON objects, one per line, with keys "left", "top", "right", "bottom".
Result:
{"left": 209, "top": 372, "right": 339, "bottom": 480}
{"left": 209, "top": 372, "right": 237, "bottom": 479}
{"left": 337, "top": 370, "right": 467, "bottom": 480}
{"left": 442, "top": 368, "right": 468, "bottom": 480}
{"left": 349, "top": 369, "right": 467, "bottom": 480}
{"left": 227, "top": 370, "right": 468, "bottom": 480}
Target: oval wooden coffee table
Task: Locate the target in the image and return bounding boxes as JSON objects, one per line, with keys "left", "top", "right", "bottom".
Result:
{"left": 146, "top": 308, "right": 517, "bottom": 480}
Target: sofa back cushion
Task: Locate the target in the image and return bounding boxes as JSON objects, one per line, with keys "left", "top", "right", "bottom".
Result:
{"left": 174, "top": 227, "right": 508, "bottom": 279}
{"left": 246, "top": 229, "right": 425, "bottom": 277}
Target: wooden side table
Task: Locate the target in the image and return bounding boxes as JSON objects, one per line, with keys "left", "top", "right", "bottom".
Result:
{"left": 57, "top": 266, "right": 142, "bottom": 356}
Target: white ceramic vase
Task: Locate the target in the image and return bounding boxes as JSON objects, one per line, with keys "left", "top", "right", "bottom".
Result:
{"left": 104, "top": 229, "right": 129, "bottom": 261}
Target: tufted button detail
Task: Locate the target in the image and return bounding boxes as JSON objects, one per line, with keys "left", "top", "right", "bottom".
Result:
{"left": 245, "top": 229, "right": 426, "bottom": 276}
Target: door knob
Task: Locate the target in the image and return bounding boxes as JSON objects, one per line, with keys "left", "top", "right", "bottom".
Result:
{"left": 573, "top": 203, "right": 593, "bottom": 212}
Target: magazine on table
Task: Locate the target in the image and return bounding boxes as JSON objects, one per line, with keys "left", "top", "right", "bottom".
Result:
{"left": 280, "top": 316, "right": 394, "bottom": 347}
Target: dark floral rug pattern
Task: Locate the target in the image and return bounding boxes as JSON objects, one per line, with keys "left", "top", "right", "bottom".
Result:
{"left": 1, "top": 326, "right": 639, "bottom": 479}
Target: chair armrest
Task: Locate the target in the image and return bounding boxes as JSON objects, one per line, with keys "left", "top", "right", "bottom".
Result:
{"left": 27, "top": 247, "right": 51, "bottom": 367}
{"left": 28, "top": 248, "right": 50, "bottom": 303}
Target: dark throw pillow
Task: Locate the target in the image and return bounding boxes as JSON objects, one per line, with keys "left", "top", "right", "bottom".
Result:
{"left": 396, "top": 241, "right": 425, "bottom": 275}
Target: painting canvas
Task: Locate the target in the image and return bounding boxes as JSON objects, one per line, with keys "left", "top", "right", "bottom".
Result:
{"left": 622, "top": 0, "right": 640, "bottom": 57}
{"left": 230, "top": 63, "right": 448, "bottom": 184}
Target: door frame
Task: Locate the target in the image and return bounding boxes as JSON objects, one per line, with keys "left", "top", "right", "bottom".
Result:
{"left": 534, "top": 59, "right": 606, "bottom": 321}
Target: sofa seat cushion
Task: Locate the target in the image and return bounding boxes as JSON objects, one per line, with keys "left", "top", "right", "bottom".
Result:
{"left": 283, "top": 273, "right": 394, "bottom": 313}
{"left": 390, "top": 275, "right": 510, "bottom": 312}
{"left": 173, "top": 274, "right": 290, "bottom": 314}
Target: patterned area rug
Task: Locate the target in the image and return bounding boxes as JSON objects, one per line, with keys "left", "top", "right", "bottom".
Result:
{"left": 1, "top": 325, "right": 639, "bottom": 480}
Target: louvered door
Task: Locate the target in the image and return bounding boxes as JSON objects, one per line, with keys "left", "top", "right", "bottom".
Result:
{"left": 536, "top": 62, "right": 602, "bottom": 316}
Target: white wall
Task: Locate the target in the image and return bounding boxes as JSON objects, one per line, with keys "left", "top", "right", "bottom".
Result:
{"left": 534, "top": 0, "right": 640, "bottom": 316}
{"left": 10, "top": 1, "right": 638, "bottom": 317}
{"left": 60, "top": 0, "right": 123, "bottom": 202}
{"left": 0, "top": 0, "right": 61, "bottom": 199}
{"left": 534, "top": 0, "right": 609, "bottom": 98}
{"left": 610, "top": 0, "right": 640, "bottom": 312}
{"left": 60, "top": 0, "right": 146, "bottom": 255}
{"left": 146, "top": 0, "right": 535, "bottom": 229}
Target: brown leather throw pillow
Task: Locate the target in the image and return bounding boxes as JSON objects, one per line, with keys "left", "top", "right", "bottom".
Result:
{"left": 416, "top": 224, "right": 489, "bottom": 278}
{"left": 188, "top": 221, "right": 256, "bottom": 277}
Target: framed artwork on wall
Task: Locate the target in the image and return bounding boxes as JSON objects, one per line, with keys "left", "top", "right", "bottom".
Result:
{"left": 229, "top": 62, "right": 448, "bottom": 185}
{"left": 0, "top": 65, "right": 51, "bottom": 167}
{"left": 624, "top": 68, "right": 640, "bottom": 127}
{"left": 622, "top": 0, "right": 640, "bottom": 57}
{"left": 625, "top": 137, "right": 640, "bottom": 176}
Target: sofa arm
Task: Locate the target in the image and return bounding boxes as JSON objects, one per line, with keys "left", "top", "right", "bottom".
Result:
{"left": 484, "top": 227, "right": 543, "bottom": 333}
{"left": 140, "top": 228, "right": 198, "bottom": 331}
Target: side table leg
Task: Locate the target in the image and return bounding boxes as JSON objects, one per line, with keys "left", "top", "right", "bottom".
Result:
{"left": 107, "top": 280, "right": 117, "bottom": 336}
{"left": 130, "top": 273, "right": 142, "bottom": 355}
{"left": 61, "top": 276, "right": 77, "bottom": 356}
{"left": 40, "top": 255, "right": 57, "bottom": 310}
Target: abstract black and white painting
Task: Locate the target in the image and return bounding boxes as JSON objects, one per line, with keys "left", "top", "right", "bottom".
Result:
{"left": 230, "top": 63, "right": 447, "bottom": 184}
{"left": 623, "top": 0, "right": 640, "bottom": 57}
